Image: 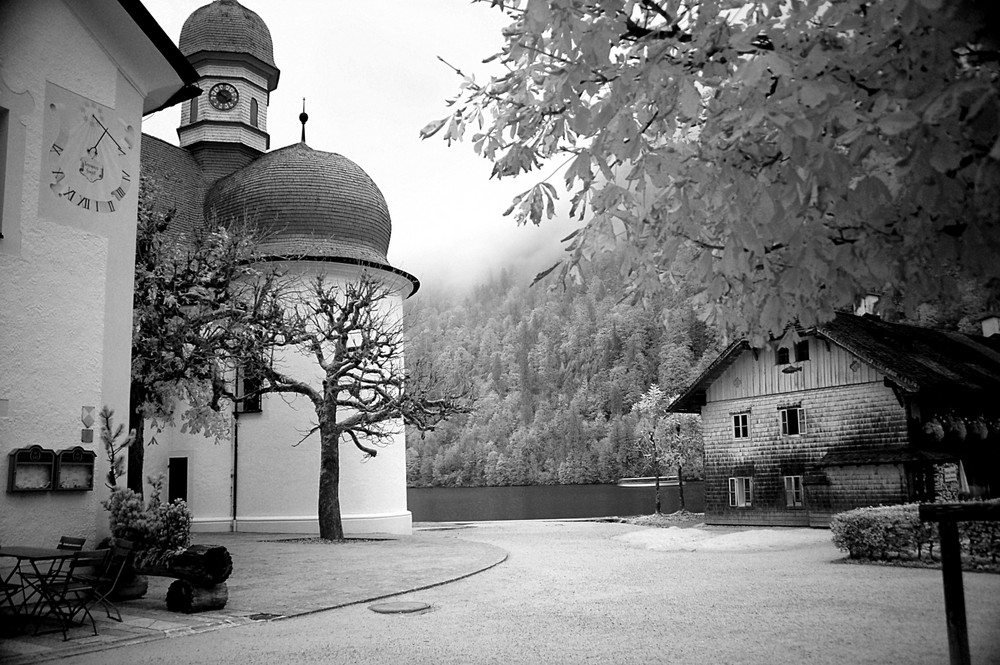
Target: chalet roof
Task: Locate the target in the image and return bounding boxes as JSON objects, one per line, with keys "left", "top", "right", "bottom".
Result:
{"left": 669, "top": 313, "right": 1000, "bottom": 413}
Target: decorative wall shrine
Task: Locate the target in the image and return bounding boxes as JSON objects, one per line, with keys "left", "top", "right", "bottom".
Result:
{"left": 7, "top": 445, "right": 96, "bottom": 492}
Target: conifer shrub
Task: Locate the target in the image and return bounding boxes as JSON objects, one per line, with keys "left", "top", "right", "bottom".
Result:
{"left": 102, "top": 474, "right": 192, "bottom": 566}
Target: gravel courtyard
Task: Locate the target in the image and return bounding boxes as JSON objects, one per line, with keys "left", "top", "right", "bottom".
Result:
{"left": 59, "top": 520, "right": 1000, "bottom": 665}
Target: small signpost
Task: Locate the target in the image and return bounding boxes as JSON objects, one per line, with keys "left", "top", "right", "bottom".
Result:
{"left": 918, "top": 502, "right": 1000, "bottom": 665}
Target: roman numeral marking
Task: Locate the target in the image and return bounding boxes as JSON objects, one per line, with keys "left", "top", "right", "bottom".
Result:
{"left": 121, "top": 170, "right": 131, "bottom": 183}
{"left": 64, "top": 188, "right": 77, "bottom": 203}
{"left": 50, "top": 143, "right": 63, "bottom": 156}
{"left": 112, "top": 187, "right": 126, "bottom": 201}
{"left": 106, "top": 199, "right": 115, "bottom": 212}
{"left": 77, "top": 196, "right": 91, "bottom": 210}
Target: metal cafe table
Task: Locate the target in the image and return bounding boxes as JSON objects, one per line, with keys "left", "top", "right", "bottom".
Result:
{"left": 0, "top": 546, "right": 77, "bottom": 624}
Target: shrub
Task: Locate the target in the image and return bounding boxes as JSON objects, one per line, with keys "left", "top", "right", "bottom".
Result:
{"left": 831, "top": 501, "right": 1000, "bottom": 565}
{"left": 831, "top": 504, "right": 933, "bottom": 560}
{"left": 102, "top": 474, "right": 191, "bottom": 566}
{"left": 103, "top": 487, "right": 154, "bottom": 544}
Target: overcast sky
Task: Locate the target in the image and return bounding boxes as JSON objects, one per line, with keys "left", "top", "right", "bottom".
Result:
{"left": 141, "top": 0, "right": 578, "bottom": 295}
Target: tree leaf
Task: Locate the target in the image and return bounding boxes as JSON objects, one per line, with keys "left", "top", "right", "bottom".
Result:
{"left": 876, "top": 111, "right": 920, "bottom": 136}
{"left": 419, "top": 117, "right": 449, "bottom": 139}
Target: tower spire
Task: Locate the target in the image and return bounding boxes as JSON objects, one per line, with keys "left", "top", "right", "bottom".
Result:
{"left": 299, "top": 98, "right": 308, "bottom": 143}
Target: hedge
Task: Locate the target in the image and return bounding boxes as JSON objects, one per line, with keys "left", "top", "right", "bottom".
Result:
{"left": 830, "top": 502, "right": 1000, "bottom": 564}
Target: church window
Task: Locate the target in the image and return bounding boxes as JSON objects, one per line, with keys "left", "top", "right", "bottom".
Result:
{"left": 189, "top": 96, "right": 198, "bottom": 123}
{"left": 250, "top": 98, "right": 258, "bottom": 127}
{"left": 236, "top": 370, "right": 262, "bottom": 413}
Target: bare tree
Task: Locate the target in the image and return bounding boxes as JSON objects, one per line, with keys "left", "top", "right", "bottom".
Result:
{"left": 637, "top": 385, "right": 703, "bottom": 514}
{"left": 237, "top": 271, "right": 469, "bottom": 540}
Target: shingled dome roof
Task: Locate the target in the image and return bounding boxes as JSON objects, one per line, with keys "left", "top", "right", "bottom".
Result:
{"left": 180, "top": 0, "right": 275, "bottom": 71}
{"left": 204, "top": 142, "right": 393, "bottom": 265}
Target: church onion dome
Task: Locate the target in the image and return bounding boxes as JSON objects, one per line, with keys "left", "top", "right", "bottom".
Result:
{"left": 205, "top": 143, "right": 414, "bottom": 289}
{"left": 179, "top": 0, "right": 279, "bottom": 89}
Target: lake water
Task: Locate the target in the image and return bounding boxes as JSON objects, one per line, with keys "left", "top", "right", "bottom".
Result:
{"left": 407, "top": 482, "right": 705, "bottom": 522}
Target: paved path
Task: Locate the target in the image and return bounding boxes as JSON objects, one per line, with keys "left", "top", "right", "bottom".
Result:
{"left": 23, "top": 521, "right": 1000, "bottom": 665}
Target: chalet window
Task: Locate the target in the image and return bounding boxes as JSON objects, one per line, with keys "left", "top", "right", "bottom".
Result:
{"left": 780, "top": 406, "right": 806, "bottom": 436}
{"left": 784, "top": 475, "right": 804, "bottom": 507}
{"left": 728, "top": 476, "right": 753, "bottom": 507}
{"left": 732, "top": 413, "right": 750, "bottom": 439}
{"left": 776, "top": 340, "right": 810, "bottom": 365}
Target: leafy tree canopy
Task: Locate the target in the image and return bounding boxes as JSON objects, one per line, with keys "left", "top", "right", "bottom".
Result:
{"left": 424, "top": 0, "right": 1000, "bottom": 345}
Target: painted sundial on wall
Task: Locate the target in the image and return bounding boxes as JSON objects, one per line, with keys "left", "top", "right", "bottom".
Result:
{"left": 42, "top": 84, "right": 137, "bottom": 215}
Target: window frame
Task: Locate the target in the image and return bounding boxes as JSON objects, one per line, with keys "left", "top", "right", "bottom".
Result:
{"left": 780, "top": 406, "right": 806, "bottom": 436}
{"left": 732, "top": 413, "right": 750, "bottom": 440}
{"left": 784, "top": 475, "right": 804, "bottom": 508}
{"left": 776, "top": 340, "right": 810, "bottom": 365}
{"left": 728, "top": 476, "right": 753, "bottom": 508}
{"left": 235, "top": 369, "right": 263, "bottom": 414}
{"left": 776, "top": 347, "right": 790, "bottom": 365}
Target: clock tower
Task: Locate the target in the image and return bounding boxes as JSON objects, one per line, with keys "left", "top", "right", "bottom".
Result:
{"left": 177, "top": 0, "right": 279, "bottom": 183}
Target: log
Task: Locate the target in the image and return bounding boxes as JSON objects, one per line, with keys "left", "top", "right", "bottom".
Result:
{"left": 137, "top": 544, "right": 233, "bottom": 585}
{"left": 166, "top": 580, "right": 228, "bottom": 613}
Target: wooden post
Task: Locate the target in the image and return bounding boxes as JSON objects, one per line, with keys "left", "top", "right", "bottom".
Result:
{"left": 937, "top": 520, "right": 970, "bottom": 665}
{"left": 919, "top": 502, "right": 1000, "bottom": 665}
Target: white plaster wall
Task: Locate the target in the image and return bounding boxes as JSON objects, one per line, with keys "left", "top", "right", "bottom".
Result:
{"left": 147, "top": 261, "right": 413, "bottom": 535}
{"left": 142, "top": 420, "right": 235, "bottom": 531}
{"left": 0, "top": 0, "right": 145, "bottom": 545}
{"left": 236, "top": 262, "right": 412, "bottom": 534}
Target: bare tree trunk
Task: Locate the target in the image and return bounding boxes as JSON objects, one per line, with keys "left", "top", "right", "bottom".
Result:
{"left": 127, "top": 381, "right": 146, "bottom": 496}
{"left": 677, "top": 463, "right": 685, "bottom": 512}
{"left": 318, "top": 427, "right": 344, "bottom": 540}
{"left": 653, "top": 459, "right": 661, "bottom": 515}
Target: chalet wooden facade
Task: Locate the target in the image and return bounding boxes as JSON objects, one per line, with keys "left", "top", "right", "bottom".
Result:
{"left": 669, "top": 313, "right": 1000, "bottom": 527}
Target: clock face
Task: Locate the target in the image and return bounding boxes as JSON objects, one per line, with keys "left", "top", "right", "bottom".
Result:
{"left": 46, "top": 96, "right": 136, "bottom": 214}
{"left": 209, "top": 82, "right": 239, "bottom": 111}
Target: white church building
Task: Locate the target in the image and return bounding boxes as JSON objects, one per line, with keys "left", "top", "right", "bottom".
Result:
{"left": 140, "top": 0, "right": 418, "bottom": 536}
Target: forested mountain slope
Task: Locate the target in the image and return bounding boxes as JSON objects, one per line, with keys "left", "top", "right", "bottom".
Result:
{"left": 404, "top": 253, "right": 721, "bottom": 487}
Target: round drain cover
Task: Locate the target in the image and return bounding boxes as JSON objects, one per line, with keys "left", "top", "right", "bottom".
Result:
{"left": 368, "top": 601, "right": 430, "bottom": 614}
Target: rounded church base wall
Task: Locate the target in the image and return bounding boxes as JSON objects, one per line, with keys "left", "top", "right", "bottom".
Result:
{"left": 219, "top": 510, "right": 413, "bottom": 536}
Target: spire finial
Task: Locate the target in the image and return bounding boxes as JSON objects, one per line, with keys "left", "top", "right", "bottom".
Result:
{"left": 299, "top": 98, "right": 308, "bottom": 143}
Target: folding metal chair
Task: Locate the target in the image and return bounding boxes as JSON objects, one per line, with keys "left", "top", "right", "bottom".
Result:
{"left": 56, "top": 536, "right": 86, "bottom": 552}
{"left": 72, "top": 539, "right": 133, "bottom": 622}
{"left": 33, "top": 551, "right": 103, "bottom": 640}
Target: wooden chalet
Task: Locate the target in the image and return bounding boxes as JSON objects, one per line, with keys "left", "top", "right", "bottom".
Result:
{"left": 669, "top": 313, "right": 1000, "bottom": 527}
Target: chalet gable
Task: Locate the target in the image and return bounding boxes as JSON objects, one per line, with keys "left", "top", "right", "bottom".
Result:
{"left": 669, "top": 313, "right": 1000, "bottom": 413}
